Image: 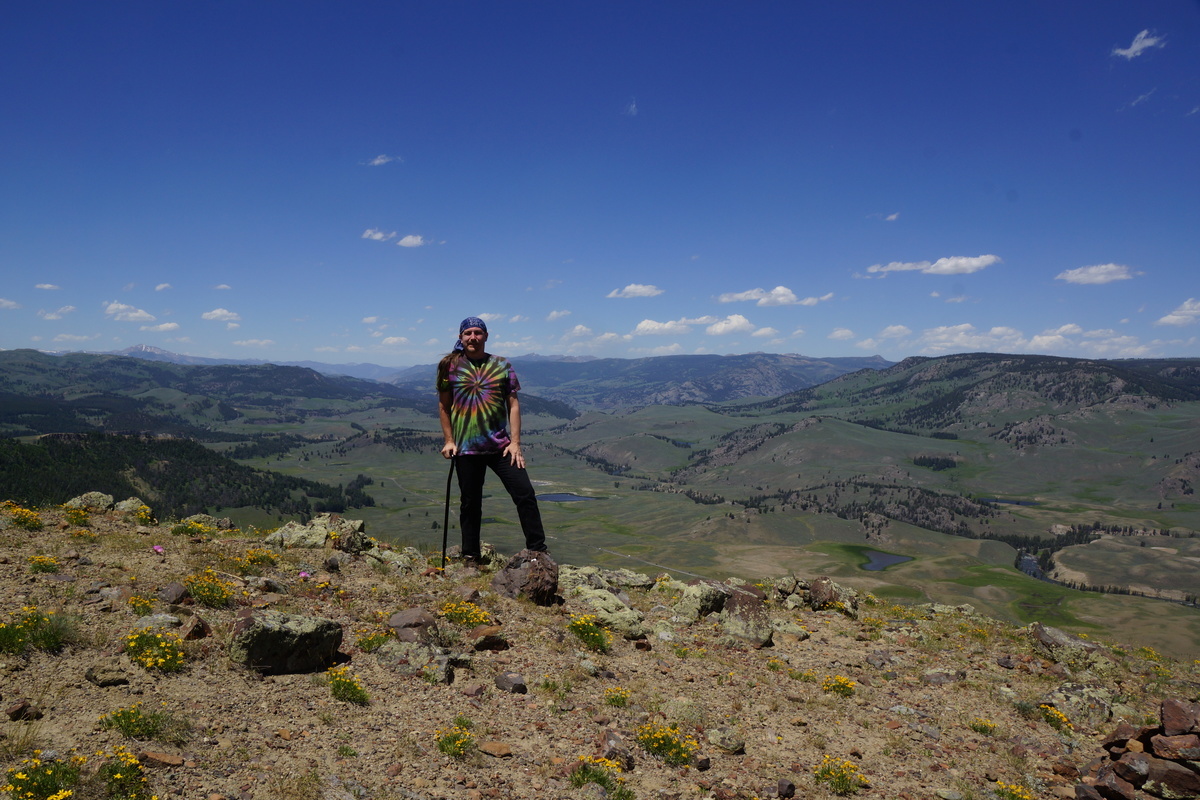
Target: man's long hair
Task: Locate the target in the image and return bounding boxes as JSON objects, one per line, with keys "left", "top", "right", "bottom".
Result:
{"left": 437, "top": 350, "right": 463, "bottom": 385}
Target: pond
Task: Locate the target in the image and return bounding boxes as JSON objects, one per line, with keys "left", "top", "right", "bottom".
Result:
{"left": 860, "top": 549, "right": 913, "bottom": 571}
{"left": 537, "top": 493, "right": 599, "bottom": 502}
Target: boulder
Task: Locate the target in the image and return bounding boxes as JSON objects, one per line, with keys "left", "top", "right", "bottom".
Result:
{"left": 807, "top": 576, "right": 858, "bottom": 618}
{"left": 490, "top": 550, "right": 559, "bottom": 606}
{"left": 719, "top": 590, "right": 773, "bottom": 648}
{"left": 228, "top": 609, "right": 342, "bottom": 674}
{"left": 388, "top": 608, "right": 439, "bottom": 643}
{"left": 1162, "top": 698, "right": 1200, "bottom": 737}
{"left": 570, "top": 585, "right": 646, "bottom": 639}
{"left": 673, "top": 581, "right": 731, "bottom": 623}
{"left": 65, "top": 492, "right": 114, "bottom": 511}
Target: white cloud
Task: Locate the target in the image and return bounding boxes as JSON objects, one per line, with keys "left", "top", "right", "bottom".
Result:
{"left": 397, "top": 234, "right": 426, "bottom": 248}
{"left": 916, "top": 323, "right": 1027, "bottom": 353}
{"left": 366, "top": 154, "right": 400, "bottom": 166}
{"left": 104, "top": 302, "right": 156, "bottom": 323}
{"left": 563, "top": 325, "right": 594, "bottom": 339}
{"left": 633, "top": 318, "right": 690, "bottom": 335}
{"left": 362, "top": 316, "right": 378, "bottom": 324}
{"left": 38, "top": 306, "right": 77, "bottom": 320}
{"left": 0, "top": 298, "right": 21, "bottom": 309}
{"left": 624, "top": 99, "right": 638, "bottom": 117}
{"left": 477, "top": 313, "right": 506, "bottom": 323}
{"left": 214, "top": 284, "right": 231, "bottom": 290}
{"left": 1156, "top": 298, "right": 1200, "bottom": 326}
{"left": 362, "top": 229, "right": 396, "bottom": 242}
{"left": 867, "top": 254, "right": 1001, "bottom": 276}
{"left": 718, "top": 286, "right": 809, "bottom": 306}
{"left": 140, "top": 322, "right": 180, "bottom": 332}
{"left": 879, "top": 324, "right": 911, "bottom": 339}
{"left": 1113, "top": 30, "right": 1166, "bottom": 60}
{"left": 53, "top": 333, "right": 100, "bottom": 342}
{"left": 632, "top": 343, "right": 685, "bottom": 356}
{"left": 547, "top": 310, "right": 571, "bottom": 321}
{"left": 381, "top": 336, "right": 409, "bottom": 346}
{"left": 751, "top": 327, "right": 779, "bottom": 338}
{"left": 1055, "top": 263, "right": 1139, "bottom": 285}
{"left": 828, "top": 328, "right": 856, "bottom": 341}
{"left": 35, "top": 283, "right": 60, "bottom": 290}
{"left": 226, "top": 322, "right": 240, "bottom": 330}
{"left": 509, "top": 315, "right": 528, "bottom": 323}
{"left": 607, "top": 283, "right": 663, "bottom": 298}
{"left": 233, "top": 339, "right": 274, "bottom": 347}
{"left": 706, "top": 314, "right": 756, "bottom": 335}
{"left": 202, "top": 308, "right": 241, "bottom": 322}
{"left": 885, "top": 212, "right": 899, "bottom": 222}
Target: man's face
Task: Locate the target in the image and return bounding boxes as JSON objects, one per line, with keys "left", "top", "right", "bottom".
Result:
{"left": 460, "top": 326, "right": 487, "bottom": 354}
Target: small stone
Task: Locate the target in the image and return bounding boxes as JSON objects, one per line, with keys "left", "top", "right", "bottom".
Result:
{"left": 478, "top": 741, "right": 513, "bottom": 758}
{"left": 141, "top": 752, "right": 185, "bottom": 767}
{"left": 494, "top": 672, "right": 527, "bottom": 694}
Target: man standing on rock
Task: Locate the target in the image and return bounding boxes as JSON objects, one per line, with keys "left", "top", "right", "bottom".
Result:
{"left": 437, "top": 316, "right": 548, "bottom": 561}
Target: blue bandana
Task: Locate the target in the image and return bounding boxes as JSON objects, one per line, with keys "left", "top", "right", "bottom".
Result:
{"left": 453, "top": 316, "right": 488, "bottom": 352}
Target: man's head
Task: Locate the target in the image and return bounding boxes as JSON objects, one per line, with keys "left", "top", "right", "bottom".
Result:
{"left": 455, "top": 316, "right": 489, "bottom": 355}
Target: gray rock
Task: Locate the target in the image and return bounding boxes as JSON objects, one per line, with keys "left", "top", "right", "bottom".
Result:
{"left": 706, "top": 726, "right": 745, "bottom": 754}
{"left": 133, "top": 613, "right": 182, "bottom": 630}
{"left": 571, "top": 585, "right": 646, "bottom": 639}
{"left": 673, "top": 581, "right": 731, "bottom": 624}
{"left": 495, "top": 671, "right": 527, "bottom": 694}
{"left": 387, "top": 608, "right": 439, "bottom": 643}
{"left": 65, "top": 492, "right": 114, "bottom": 511}
{"left": 227, "top": 609, "right": 342, "bottom": 674}
{"left": 719, "top": 591, "right": 773, "bottom": 648}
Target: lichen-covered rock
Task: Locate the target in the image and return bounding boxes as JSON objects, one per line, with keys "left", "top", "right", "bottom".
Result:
{"left": 65, "top": 492, "right": 114, "bottom": 511}
{"left": 673, "top": 581, "right": 731, "bottom": 624}
{"left": 228, "top": 609, "right": 342, "bottom": 674}
{"left": 571, "top": 585, "right": 646, "bottom": 639}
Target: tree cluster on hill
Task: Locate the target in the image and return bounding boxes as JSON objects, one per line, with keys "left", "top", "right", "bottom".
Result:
{"left": 0, "top": 433, "right": 375, "bottom": 520}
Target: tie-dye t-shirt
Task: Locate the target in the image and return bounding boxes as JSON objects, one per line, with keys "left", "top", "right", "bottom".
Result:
{"left": 436, "top": 355, "right": 520, "bottom": 455}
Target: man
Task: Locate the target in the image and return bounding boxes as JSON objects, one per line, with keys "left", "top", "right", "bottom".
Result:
{"left": 437, "top": 316, "right": 548, "bottom": 561}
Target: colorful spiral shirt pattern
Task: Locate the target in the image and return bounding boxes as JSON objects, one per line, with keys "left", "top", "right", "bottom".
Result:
{"left": 437, "top": 355, "right": 520, "bottom": 455}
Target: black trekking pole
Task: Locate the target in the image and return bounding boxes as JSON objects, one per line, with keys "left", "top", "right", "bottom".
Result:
{"left": 441, "top": 455, "right": 456, "bottom": 569}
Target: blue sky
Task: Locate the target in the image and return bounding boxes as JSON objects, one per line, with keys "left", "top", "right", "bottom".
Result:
{"left": 2, "top": 2, "right": 1197, "bottom": 368}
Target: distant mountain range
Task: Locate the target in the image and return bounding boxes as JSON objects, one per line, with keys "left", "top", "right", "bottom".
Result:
{"left": 389, "top": 352, "right": 895, "bottom": 408}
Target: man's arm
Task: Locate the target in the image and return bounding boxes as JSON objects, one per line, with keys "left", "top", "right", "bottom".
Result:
{"left": 438, "top": 389, "right": 457, "bottom": 459}
{"left": 503, "top": 394, "right": 526, "bottom": 469}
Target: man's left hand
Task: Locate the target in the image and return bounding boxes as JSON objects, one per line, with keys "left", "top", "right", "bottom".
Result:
{"left": 504, "top": 443, "right": 526, "bottom": 469}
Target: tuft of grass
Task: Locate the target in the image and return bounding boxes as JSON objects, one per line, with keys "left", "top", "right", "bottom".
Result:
{"left": 634, "top": 721, "right": 699, "bottom": 767}
{"left": 184, "top": 568, "right": 236, "bottom": 608}
{"left": 567, "top": 613, "right": 613, "bottom": 653}
{"left": 124, "top": 628, "right": 186, "bottom": 672}
{"left": 813, "top": 754, "right": 869, "bottom": 795}
{"left": 435, "top": 725, "right": 475, "bottom": 758}
{"left": 570, "top": 756, "right": 634, "bottom": 800}
{"left": 327, "top": 665, "right": 370, "bottom": 705}
{"left": 99, "top": 702, "right": 192, "bottom": 745}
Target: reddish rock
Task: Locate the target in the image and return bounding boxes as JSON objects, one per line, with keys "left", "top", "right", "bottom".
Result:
{"left": 1150, "top": 733, "right": 1200, "bottom": 761}
{"left": 1162, "top": 698, "right": 1200, "bottom": 736}
{"left": 490, "top": 550, "right": 559, "bottom": 606}
{"left": 5, "top": 700, "right": 42, "bottom": 721}
{"left": 1112, "top": 752, "right": 1151, "bottom": 785}
{"left": 1091, "top": 764, "right": 1136, "bottom": 800}
{"left": 388, "top": 608, "right": 439, "bottom": 643}
{"left": 179, "top": 614, "right": 211, "bottom": 640}
{"left": 139, "top": 751, "right": 185, "bottom": 767}
{"left": 478, "top": 741, "right": 513, "bottom": 758}
{"left": 1145, "top": 755, "right": 1200, "bottom": 798}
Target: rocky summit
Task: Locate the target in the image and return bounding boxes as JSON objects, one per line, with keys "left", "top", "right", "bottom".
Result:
{"left": 1, "top": 496, "right": 1198, "bottom": 800}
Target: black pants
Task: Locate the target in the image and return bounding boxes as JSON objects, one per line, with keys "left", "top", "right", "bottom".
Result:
{"left": 455, "top": 453, "right": 546, "bottom": 557}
